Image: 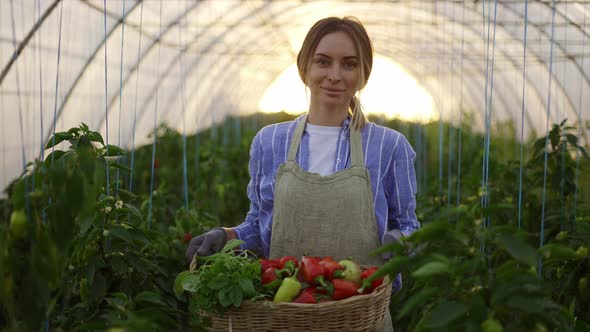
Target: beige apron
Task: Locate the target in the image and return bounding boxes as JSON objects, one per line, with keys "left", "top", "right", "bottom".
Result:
{"left": 269, "top": 115, "right": 393, "bottom": 332}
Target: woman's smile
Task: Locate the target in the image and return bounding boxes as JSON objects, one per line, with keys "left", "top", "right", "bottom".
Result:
{"left": 321, "top": 86, "right": 346, "bottom": 97}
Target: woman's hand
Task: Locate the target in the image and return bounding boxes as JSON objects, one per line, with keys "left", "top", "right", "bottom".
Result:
{"left": 185, "top": 228, "right": 226, "bottom": 264}
{"left": 381, "top": 229, "right": 404, "bottom": 260}
{"left": 185, "top": 227, "right": 237, "bottom": 264}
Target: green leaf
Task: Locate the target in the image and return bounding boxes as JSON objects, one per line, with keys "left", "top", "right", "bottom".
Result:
{"left": 369, "top": 256, "right": 410, "bottom": 281}
{"left": 44, "top": 150, "right": 66, "bottom": 164}
{"left": 45, "top": 132, "right": 71, "bottom": 150}
{"left": 575, "top": 319, "right": 590, "bottom": 332}
{"left": 110, "top": 223, "right": 150, "bottom": 245}
{"left": 408, "top": 221, "right": 452, "bottom": 243}
{"left": 539, "top": 244, "right": 578, "bottom": 260}
{"left": 238, "top": 278, "right": 256, "bottom": 298}
{"left": 89, "top": 273, "right": 107, "bottom": 303}
{"left": 103, "top": 145, "right": 127, "bottom": 157}
{"left": 578, "top": 146, "right": 589, "bottom": 159}
{"left": 65, "top": 171, "right": 85, "bottom": 213}
{"left": 181, "top": 273, "right": 199, "bottom": 293}
{"left": 109, "top": 226, "right": 133, "bottom": 244}
{"left": 565, "top": 133, "right": 578, "bottom": 146}
{"left": 109, "top": 162, "right": 133, "bottom": 173}
{"left": 411, "top": 261, "right": 450, "bottom": 278}
{"left": 397, "top": 287, "right": 439, "bottom": 319}
{"left": 495, "top": 232, "right": 537, "bottom": 266}
{"left": 218, "top": 288, "right": 233, "bottom": 308}
{"left": 425, "top": 301, "right": 468, "bottom": 328}
{"left": 369, "top": 241, "right": 405, "bottom": 257}
{"left": 11, "top": 178, "right": 25, "bottom": 209}
{"left": 135, "top": 291, "right": 168, "bottom": 307}
{"left": 221, "top": 239, "right": 245, "bottom": 253}
{"left": 208, "top": 276, "right": 231, "bottom": 290}
{"left": 80, "top": 122, "right": 89, "bottom": 131}
{"left": 117, "top": 189, "right": 137, "bottom": 200}
{"left": 86, "top": 131, "right": 104, "bottom": 145}
{"left": 122, "top": 203, "right": 143, "bottom": 220}
{"left": 504, "top": 295, "right": 544, "bottom": 314}
{"left": 229, "top": 285, "right": 243, "bottom": 308}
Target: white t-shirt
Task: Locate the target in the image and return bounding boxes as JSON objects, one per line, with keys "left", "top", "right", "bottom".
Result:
{"left": 306, "top": 123, "right": 342, "bottom": 176}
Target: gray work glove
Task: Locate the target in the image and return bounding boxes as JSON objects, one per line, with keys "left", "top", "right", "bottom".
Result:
{"left": 185, "top": 227, "right": 227, "bottom": 264}
{"left": 381, "top": 229, "right": 404, "bottom": 261}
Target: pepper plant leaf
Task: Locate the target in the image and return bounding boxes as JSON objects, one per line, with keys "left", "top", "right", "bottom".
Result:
{"left": 495, "top": 232, "right": 537, "bottom": 266}
{"left": 411, "top": 261, "right": 451, "bottom": 278}
{"left": 424, "top": 301, "right": 468, "bottom": 328}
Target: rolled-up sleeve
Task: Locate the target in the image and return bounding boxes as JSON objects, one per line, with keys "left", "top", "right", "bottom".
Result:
{"left": 385, "top": 135, "right": 420, "bottom": 237}
{"left": 232, "top": 132, "right": 263, "bottom": 255}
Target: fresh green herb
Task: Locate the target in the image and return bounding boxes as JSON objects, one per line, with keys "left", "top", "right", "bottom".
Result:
{"left": 174, "top": 239, "right": 262, "bottom": 319}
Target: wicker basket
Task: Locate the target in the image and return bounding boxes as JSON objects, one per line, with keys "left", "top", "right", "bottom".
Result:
{"left": 208, "top": 274, "right": 392, "bottom": 332}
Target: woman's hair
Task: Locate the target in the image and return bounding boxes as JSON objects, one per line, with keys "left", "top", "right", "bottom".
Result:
{"left": 296, "top": 16, "right": 373, "bottom": 129}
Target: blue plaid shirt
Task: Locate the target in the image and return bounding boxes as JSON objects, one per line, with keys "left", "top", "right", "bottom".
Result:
{"left": 233, "top": 115, "right": 420, "bottom": 291}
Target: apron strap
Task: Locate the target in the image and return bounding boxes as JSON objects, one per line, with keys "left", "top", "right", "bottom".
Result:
{"left": 350, "top": 126, "right": 364, "bottom": 167}
{"left": 287, "top": 114, "right": 308, "bottom": 161}
{"left": 287, "top": 113, "right": 365, "bottom": 167}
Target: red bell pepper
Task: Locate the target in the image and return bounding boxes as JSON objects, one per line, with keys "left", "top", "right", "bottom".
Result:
{"left": 293, "top": 287, "right": 318, "bottom": 304}
{"left": 260, "top": 259, "right": 281, "bottom": 272}
{"left": 261, "top": 267, "right": 282, "bottom": 291}
{"left": 360, "top": 267, "right": 384, "bottom": 293}
{"left": 331, "top": 279, "right": 360, "bottom": 300}
{"left": 319, "top": 258, "right": 344, "bottom": 280}
{"left": 279, "top": 256, "right": 299, "bottom": 269}
{"left": 182, "top": 232, "right": 192, "bottom": 244}
{"left": 299, "top": 256, "right": 327, "bottom": 286}
{"left": 262, "top": 267, "right": 279, "bottom": 285}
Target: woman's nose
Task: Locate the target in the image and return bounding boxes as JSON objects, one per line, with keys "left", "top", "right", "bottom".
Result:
{"left": 327, "top": 65, "right": 342, "bottom": 81}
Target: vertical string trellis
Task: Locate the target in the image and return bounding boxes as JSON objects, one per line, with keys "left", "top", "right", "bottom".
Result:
{"left": 147, "top": 0, "right": 164, "bottom": 230}
{"left": 434, "top": 1, "right": 444, "bottom": 199}
{"left": 50, "top": 1, "right": 63, "bottom": 167}
{"left": 9, "top": 0, "right": 32, "bottom": 222}
{"left": 559, "top": 1, "right": 570, "bottom": 229}
{"left": 480, "top": 0, "right": 491, "bottom": 235}
{"left": 103, "top": 0, "right": 110, "bottom": 197}
{"left": 48, "top": 0, "right": 64, "bottom": 241}
{"left": 116, "top": 0, "right": 127, "bottom": 198}
{"left": 128, "top": 0, "right": 145, "bottom": 196}
{"left": 0, "top": 2, "right": 4, "bottom": 207}
{"left": 178, "top": 0, "right": 189, "bottom": 210}
{"left": 32, "top": 0, "right": 42, "bottom": 192}
{"left": 447, "top": 0, "right": 455, "bottom": 216}
{"left": 35, "top": 0, "right": 46, "bottom": 225}
{"left": 483, "top": 0, "right": 499, "bottom": 230}
{"left": 538, "top": 0, "right": 558, "bottom": 278}
{"left": 518, "top": 0, "right": 530, "bottom": 230}
{"left": 573, "top": 1, "right": 588, "bottom": 232}
{"left": 456, "top": 0, "right": 466, "bottom": 222}
{"left": 480, "top": 0, "right": 492, "bottom": 256}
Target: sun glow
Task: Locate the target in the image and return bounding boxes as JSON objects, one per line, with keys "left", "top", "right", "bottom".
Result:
{"left": 258, "top": 55, "right": 437, "bottom": 123}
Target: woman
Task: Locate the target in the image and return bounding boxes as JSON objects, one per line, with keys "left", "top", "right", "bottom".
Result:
{"left": 186, "top": 16, "right": 420, "bottom": 331}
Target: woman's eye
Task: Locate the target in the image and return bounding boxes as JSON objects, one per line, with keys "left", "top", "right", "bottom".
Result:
{"left": 344, "top": 62, "right": 358, "bottom": 69}
{"left": 316, "top": 59, "right": 329, "bottom": 65}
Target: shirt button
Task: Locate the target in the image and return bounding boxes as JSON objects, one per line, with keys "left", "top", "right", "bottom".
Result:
{"left": 337, "top": 158, "right": 341, "bottom": 163}
{"left": 341, "top": 136, "right": 345, "bottom": 140}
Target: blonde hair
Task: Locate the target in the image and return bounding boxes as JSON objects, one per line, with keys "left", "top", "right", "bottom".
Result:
{"left": 296, "top": 17, "right": 373, "bottom": 129}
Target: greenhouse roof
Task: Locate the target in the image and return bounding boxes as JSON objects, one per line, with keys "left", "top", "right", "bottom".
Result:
{"left": 1, "top": 0, "right": 589, "bottom": 194}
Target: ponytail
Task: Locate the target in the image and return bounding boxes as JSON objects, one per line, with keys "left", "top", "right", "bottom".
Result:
{"left": 349, "top": 95, "right": 367, "bottom": 130}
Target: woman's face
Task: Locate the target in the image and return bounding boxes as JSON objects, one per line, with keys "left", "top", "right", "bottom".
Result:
{"left": 308, "top": 31, "right": 361, "bottom": 109}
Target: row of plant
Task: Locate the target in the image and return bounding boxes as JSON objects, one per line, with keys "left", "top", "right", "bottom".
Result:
{"left": 0, "top": 113, "right": 588, "bottom": 331}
